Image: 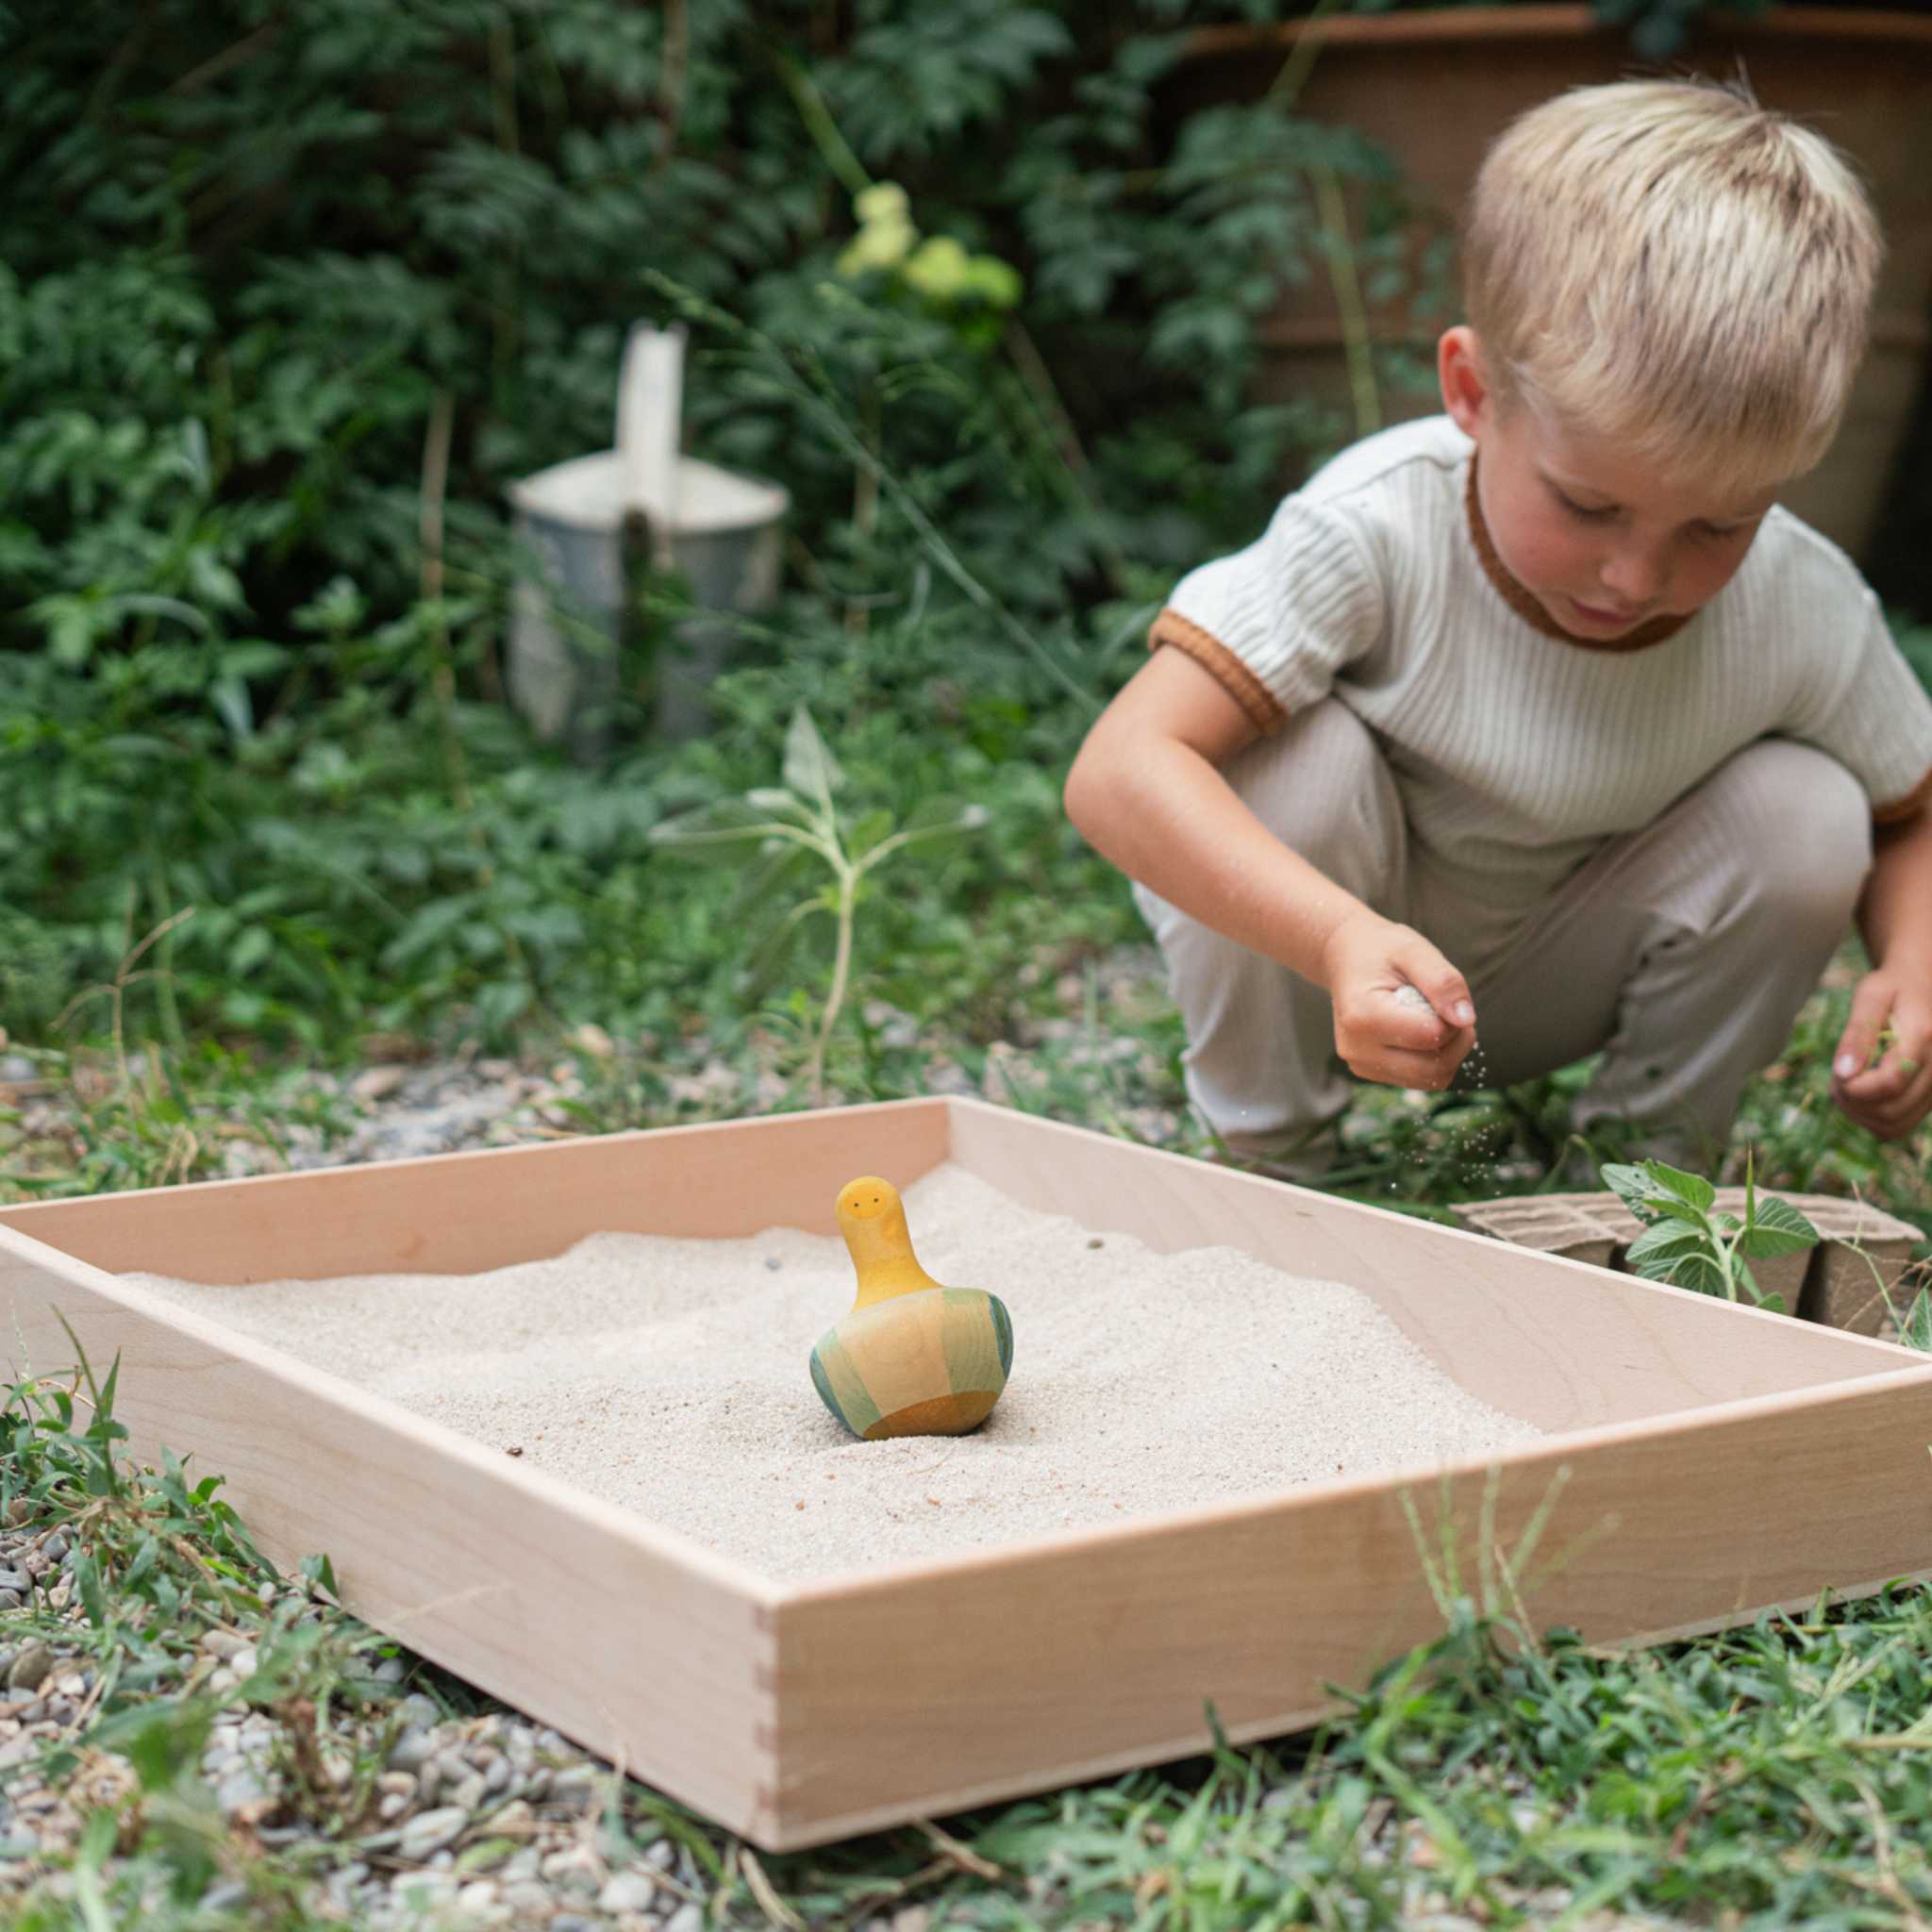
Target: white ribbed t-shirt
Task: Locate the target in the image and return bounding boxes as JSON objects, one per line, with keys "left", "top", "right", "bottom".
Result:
{"left": 1152, "top": 415, "right": 1932, "bottom": 908}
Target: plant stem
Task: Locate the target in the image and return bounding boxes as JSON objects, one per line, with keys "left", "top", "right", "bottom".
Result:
{"left": 144, "top": 848, "right": 189, "bottom": 1059}
{"left": 419, "top": 391, "right": 475, "bottom": 826}
{"left": 809, "top": 868, "right": 858, "bottom": 1106}
{"left": 657, "top": 0, "right": 689, "bottom": 169}
{"left": 849, "top": 382, "right": 879, "bottom": 637}
{"left": 999, "top": 322, "right": 1132, "bottom": 597}
{"left": 774, "top": 49, "right": 871, "bottom": 198}
{"left": 1266, "top": 0, "right": 1348, "bottom": 108}
{"left": 1311, "top": 158, "right": 1380, "bottom": 441}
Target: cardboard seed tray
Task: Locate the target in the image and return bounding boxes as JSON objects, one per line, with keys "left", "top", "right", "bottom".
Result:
{"left": 5, "top": 1096, "right": 1931, "bottom": 1851}
{"left": 1453, "top": 1190, "right": 1924, "bottom": 1334}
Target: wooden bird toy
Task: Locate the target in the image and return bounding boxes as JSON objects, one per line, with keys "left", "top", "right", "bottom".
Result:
{"left": 808, "top": 1175, "right": 1013, "bottom": 1440}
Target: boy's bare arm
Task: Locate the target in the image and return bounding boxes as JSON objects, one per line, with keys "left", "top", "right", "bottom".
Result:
{"left": 1064, "top": 648, "right": 1474, "bottom": 1090}
{"left": 1065, "top": 649, "right": 1367, "bottom": 984}
{"left": 1836, "top": 805, "right": 1932, "bottom": 1138}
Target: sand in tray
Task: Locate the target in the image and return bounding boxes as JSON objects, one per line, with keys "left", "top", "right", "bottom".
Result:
{"left": 125, "top": 1163, "right": 1540, "bottom": 1583}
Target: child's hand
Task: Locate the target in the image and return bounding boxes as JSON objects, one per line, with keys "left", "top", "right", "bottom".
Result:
{"left": 1321, "top": 912, "right": 1477, "bottom": 1091}
{"left": 1831, "top": 963, "right": 1932, "bottom": 1140}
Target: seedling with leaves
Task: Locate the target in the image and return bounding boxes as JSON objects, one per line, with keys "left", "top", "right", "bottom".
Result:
{"left": 1601, "top": 1158, "right": 1819, "bottom": 1313}
{"left": 647, "top": 706, "right": 987, "bottom": 1103}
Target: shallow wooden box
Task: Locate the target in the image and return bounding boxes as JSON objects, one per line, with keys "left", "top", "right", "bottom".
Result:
{"left": 5, "top": 1097, "right": 1932, "bottom": 1852}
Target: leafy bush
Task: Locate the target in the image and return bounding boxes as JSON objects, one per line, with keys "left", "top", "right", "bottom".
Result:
{"left": 1, "top": 0, "right": 1923, "bottom": 1073}
{"left": 0, "top": 0, "right": 1414, "bottom": 1058}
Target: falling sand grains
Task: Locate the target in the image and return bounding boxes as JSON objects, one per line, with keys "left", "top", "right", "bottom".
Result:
{"left": 125, "top": 1164, "right": 1540, "bottom": 1583}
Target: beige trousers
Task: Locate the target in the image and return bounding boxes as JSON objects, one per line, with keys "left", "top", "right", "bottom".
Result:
{"left": 1133, "top": 699, "right": 1872, "bottom": 1165}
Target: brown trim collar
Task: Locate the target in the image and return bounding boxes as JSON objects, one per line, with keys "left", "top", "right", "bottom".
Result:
{"left": 1463, "top": 452, "right": 1693, "bottom": 653}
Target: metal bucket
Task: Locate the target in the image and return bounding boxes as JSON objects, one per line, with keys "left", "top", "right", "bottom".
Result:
{"left": 505, "top": 451, "right": 789, "bottom": 758}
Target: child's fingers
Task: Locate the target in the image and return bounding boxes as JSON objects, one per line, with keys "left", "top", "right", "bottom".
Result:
{"left": 1354, "top": 1041, "right": 1468, "bottom": 1091}
{"left": 1348, "top": 1000, "right": 1474, "bottom": 1087}
{"left": 1832, "top": 980, "right": 1896, "bottom": 1089}
{"left": 1387, "top": 981, "right": 1453, "bottom": 1048}
{"left": 1838, "top": 1060, "right": 1932, "bottom": 1138}
{"left": 1837, "top": 999, "right": 1932, "bottom": 1134}
{"left": 1390, "top": 954, "right": 1476, "bottom": 1032}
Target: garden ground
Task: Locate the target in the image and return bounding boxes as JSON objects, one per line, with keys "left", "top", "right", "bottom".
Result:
{"left": 4, "top": 936, "right": 1931, "bottom": 1931}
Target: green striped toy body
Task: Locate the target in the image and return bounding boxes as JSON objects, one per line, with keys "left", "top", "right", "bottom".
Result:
{"left": 810, "top": 1287, "right": 1014, "bottom": 1441}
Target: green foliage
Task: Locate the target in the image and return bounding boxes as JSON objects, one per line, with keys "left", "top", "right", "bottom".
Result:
{"left": 1602, "top": 1155, "right": 1820, "bottom": 1311}
{"left": 4, "top": 0, "right": 1921, "bottom": 1072}
{"left": 649, "top": 704, "right": 988, "bottom": 1097}
{"left": 0, "top": 0, "right": 1432, "bottom": 1056}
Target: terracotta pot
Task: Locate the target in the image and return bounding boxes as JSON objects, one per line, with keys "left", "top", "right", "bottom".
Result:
{"left": 1169, "top": 5, "right": 1932, "bottom": 561}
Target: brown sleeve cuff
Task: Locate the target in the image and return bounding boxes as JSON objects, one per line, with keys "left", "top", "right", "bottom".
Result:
{"left": 1874, "top": 764, "right": 1932, "bottom": 826}
{"left": 1147, "top": 608, "right": 1286, "bottom": 735}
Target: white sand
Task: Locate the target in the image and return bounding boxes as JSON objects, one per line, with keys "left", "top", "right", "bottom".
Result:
{"left": 125, "top": 1163, "right": 1539, "bottom": 1583}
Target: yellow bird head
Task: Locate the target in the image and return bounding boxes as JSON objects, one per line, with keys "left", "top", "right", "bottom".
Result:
{"left": 833, "top": 1175, "right": 939, "bottom": 1307}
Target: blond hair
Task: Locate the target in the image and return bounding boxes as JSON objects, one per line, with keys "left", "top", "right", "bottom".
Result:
{"left": 1462, "top": 76, "right": 1882, "bottom": 491}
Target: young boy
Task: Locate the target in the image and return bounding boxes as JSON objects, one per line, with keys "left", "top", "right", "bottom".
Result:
{"left": 1066, "top": 77, "right": 1932, "bottom": 1178}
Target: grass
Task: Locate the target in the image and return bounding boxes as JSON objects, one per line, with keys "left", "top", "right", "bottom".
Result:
{"left": 3, "top": 941, "right": 1930, "bottom": 1929}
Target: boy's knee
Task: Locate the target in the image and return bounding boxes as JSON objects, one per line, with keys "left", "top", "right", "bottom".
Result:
{"left": 1724, "top": 741, "right": 1872, "bottom": 932}
{"left": 1224, "top": 699, "right": 1396, "bottom": 876}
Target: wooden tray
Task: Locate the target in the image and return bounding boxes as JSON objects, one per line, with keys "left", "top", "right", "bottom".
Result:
{"left": 5, "top": 1097, "right": 1931, "bottom": 1851}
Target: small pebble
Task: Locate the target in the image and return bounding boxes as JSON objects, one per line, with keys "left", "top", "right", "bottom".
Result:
{"left": 541, "top": 1843, "right": 601, "bottom": 1892}
{"left": 600, "top": 1871, "right": 658, "bottom": 1913}
{"left": 217, "top": 1770, "right": 268, "bottom": 1815}
{"left": 6, "top": 1644, "right": 52, "bottom": 1694}
{"left": 546, "top": 1765, "right": 598, "bottom": 1813}
{"left": 397, "top": 1804, "right": 470, "bottom": 1861}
